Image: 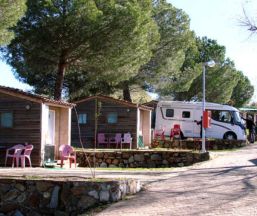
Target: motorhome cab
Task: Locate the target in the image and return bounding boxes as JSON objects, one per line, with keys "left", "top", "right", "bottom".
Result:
{"left": 155, "top": 101, "right": 246, "bottom": 140}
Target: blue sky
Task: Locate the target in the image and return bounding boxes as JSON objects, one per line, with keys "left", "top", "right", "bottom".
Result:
{"left": 0, "top": 61, "right": 32, "bottom": 91}
{"left": 0, "top": 0, "right": 257, "bottom": 100}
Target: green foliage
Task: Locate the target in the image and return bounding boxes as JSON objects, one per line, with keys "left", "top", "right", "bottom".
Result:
{"left": 112, "top": 0, "right": 195, "bottom": 101}
{"left": 196, "top": 36, "right": 226, "bottom": 63}
{"left": 172, "top": 37, "right": 254, "bottom": 104}
{"left": 0, "top": 0, "right": 27, "bottom": 45}
{"left": 111, "top": 85, "right": 152, "bottom": 103}
{"left": 2, "top": 0, "right": 253, "bottom": 105}
{"left": 140, "top": 1, "right": 194, "bottom": 89}
{"left": 230, "top": 71, "right": 254, "bottom": 107}
{"left": 4, "top": 0, "right": 159, "bottom": 100}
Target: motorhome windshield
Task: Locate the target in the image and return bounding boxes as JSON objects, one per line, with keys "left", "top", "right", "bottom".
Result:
{"left": 233, "top": 111, "right": 242, "bottom": 123}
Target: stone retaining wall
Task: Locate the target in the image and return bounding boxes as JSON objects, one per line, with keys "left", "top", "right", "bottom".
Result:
{"left": 0, "top": 179, "right": 140, "bottom": 215}
{"left": 152, "top": 139, "right": 246, "bottom": 150}
{"left": 76, "top": 151, "right": 209, "bottom": 168}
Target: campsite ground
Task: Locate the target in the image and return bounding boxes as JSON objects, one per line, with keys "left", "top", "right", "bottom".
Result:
{"left": 95, "top": 144, "right": 257, "bottom": 216}
{"left": 2, "top": 144, "right": 257, "bottom": 215}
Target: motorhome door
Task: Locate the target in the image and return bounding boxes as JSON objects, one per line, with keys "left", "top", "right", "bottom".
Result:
{"left": 180, "top": 109, "right": 194, "bottom": 137}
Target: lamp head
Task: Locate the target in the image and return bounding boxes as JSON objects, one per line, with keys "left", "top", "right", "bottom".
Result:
{"left": 205, "top": 60, "right": 215, "bottom": 67}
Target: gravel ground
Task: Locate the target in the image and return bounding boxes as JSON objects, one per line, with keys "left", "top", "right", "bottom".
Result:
{"left": 96, "top": 144, "right": 257, "bottom": 216}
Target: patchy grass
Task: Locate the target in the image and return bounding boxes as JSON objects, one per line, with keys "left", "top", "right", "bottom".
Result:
{"left": 95, "top": 167, "right": 175, "bottom": 172}
{"left": 79, "top": 194, "right": 138, "bottom": 216}
{"left": 75, "top": 147, "right": 192, "bottom": 153}
{"left": 79, "top": 203, "right": 111, "bottom": 216}
{"left": 209, "top": 148, "right": 241, "bottom": 152}
{"left": 23, "top": 175, "right": 43, "bottom": 180}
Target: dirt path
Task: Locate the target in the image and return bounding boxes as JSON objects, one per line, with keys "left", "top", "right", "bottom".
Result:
{"left": 96, "top": 145, "right": 257, "bottom": 216}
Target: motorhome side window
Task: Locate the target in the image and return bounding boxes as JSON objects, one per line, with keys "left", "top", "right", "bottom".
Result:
{"left": 166, "top": 109, "right": 174, "bottom": 117}
{"left": 211, "top": 110, "right": 233, "bottom": 123}
{"left": 182, "top": 111, "right": 190, "bottom": 118}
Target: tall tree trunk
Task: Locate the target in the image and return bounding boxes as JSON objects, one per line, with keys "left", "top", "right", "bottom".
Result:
{"left": 123, "top": 81, "right": 132, "bottom": 102}
{"left": 54, "top": 59, "right": 66, "bottom": 100}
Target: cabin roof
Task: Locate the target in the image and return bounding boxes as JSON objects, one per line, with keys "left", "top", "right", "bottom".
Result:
{"left": 0, "top": 85, "right": 75, "bottom": 108}
{"left": 72, "top": 95, "right": 153, "bottom": 111}
{"left": 142, "top": 100, "right": 158, "bottom": 108}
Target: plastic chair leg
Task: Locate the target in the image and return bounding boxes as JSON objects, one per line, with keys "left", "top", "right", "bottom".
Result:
{"left": 16, "top": 157, "right": 20, "bottom": 167}
{"left": 60, "top": 158, "right": 64, "bottom": 168}
{"left": 12, "top": 158, "right": 15, "bottom": 168}
{"left": 28, "top": 157, "right": 32, "bottom": 167}
{"left": 21, "top": 157, "right": 25, "bottom": 168}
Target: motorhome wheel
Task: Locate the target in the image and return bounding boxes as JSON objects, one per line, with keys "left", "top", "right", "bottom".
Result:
{"left": 224, "top": 132, "right": 237, "bottom": 140}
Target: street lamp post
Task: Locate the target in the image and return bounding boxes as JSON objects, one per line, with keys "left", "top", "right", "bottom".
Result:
{"left": 202, "top": 60, "right": 215, "bottom": 153}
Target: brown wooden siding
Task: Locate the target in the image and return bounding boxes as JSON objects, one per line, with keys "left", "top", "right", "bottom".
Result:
{"left": 0, "top": 93, "right": 41, "bottom": 166}
{"left": 71, "top": 98, "right": 138, "bottom": 148}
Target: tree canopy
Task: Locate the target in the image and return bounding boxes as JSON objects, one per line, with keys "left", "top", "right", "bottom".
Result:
{"left": 0, "top": 0, "right": 26, "bottom": 45}
{"left": 96, "top": 0, "right": 195, "bottom": 102}
{"left": 170, "top": 36, "right": 254, "bottom": 106}
{"left": 2, "top": 0, "right": 254, "bottom": 106}
{"left": 4, "top": 0, "right": 159, "bottom": 100}
{"left": 230, "top": 71, "right": 254, "bottom": 107}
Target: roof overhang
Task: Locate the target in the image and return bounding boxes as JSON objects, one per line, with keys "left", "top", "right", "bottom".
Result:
{"left": 0, "top": 86, "right": 75, "bottom": 108}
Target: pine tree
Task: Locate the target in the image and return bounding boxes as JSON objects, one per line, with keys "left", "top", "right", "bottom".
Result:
{"left": 0, "top": 0, "right": 26, "bottom": 45}
{"left": 4, "top": 0, "right": 159, "bottom": 100}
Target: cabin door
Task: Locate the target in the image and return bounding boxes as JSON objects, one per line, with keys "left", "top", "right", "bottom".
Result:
{"left": 43, "top": 108, "right": 56, "bottom": 163}
{"left": 47, "top": 110, "right": 55, "bottom": 145}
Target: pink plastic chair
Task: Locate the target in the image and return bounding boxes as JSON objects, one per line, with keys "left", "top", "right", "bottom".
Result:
{"left": 109, "top": 133, "right": 122, "bottom": 148}
{"left": 121, "top": 133, "right": 132, "bottom": 149}
{"left": 5, "top": 144, "right": 24, "bottom": 167}
{"left": 97, "top": 133, "right": 109, "bottom": 148}
{"left": 59, "top": 144, "right": 76, "bottom": 168}
{"left": 20, "top": 144, "right": 34, "bottom": 168}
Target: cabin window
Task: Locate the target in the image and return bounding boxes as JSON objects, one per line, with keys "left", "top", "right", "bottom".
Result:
{"left": 211, "top": 110, "right": 233, "bottom": 123}
{"left": 78, "top": 113, "right": 87, "bottom": 124}
{"left": 182, "top": 111, "right": 190, "bottom": 118}
{"left": 107, "top": 112, "right": 118, "bottom": 124}
{"left": 166, "top": 109, "right": 174, "bottom": 117}
{"left": 1, "top": 112, "right": 13, "bottom": 128}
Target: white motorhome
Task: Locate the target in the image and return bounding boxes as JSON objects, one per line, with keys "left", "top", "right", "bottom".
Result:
{"left": 155, "top": 101, "right": 246, "bottom": 140}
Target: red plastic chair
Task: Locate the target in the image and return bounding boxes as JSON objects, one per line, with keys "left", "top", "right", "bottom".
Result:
{"left": 97, "top": 133, "right": 109, "bottom": 148}
{"left": 59, "top": 144, "right": 76, "bottom": 168}
{"left": 154, "top": 127, "right": 165, "bottom": 141}
{"left": 109, "top": 133, "right": 122, "bottom": 148}
{"left": 20, "top": 144, "right": 34, "bottom": 168}
{"left": 5, "top": 144, "right": 24, "bottom": 167}
{"left": 121, "top": 133, "right": 132, "bottom": 149}
{"left": 170, "top": 124, "right": 181, "bottom": 140}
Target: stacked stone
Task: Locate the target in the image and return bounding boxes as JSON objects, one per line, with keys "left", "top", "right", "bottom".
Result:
{"left": 0, "top": 179, "right": 141, "bottom": 215}
{"left": 152, "top": 139, "right": 247, "bottom": 150}
{"left": 76, "top": 151, "right": 209, "bottom": 168}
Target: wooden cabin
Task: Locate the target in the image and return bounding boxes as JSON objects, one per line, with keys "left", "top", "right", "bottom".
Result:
{"left": 71, "top": 95, "right": 152, "bottom": 149}
{"left": 0, "top": 86, "right": 74, "bottom": 166}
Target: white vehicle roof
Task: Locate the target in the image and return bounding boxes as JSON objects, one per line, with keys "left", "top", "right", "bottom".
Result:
{"left": 157, "top": 101, "right": 239, "bottom": 112}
